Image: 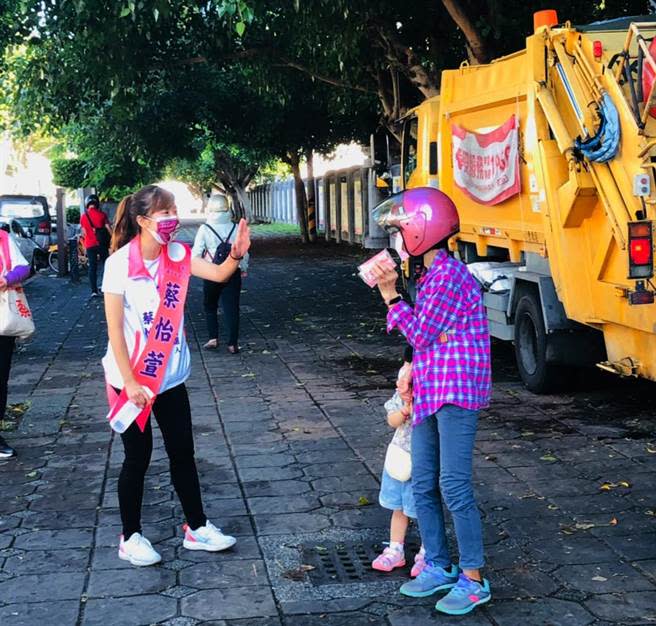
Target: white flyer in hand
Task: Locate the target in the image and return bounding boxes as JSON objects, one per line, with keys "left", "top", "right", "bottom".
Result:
{"left": 357, "top": 249, "right": 396, "bottom": 288}
{"left": 108, "top": 387, "right": 155, "bottom": 434}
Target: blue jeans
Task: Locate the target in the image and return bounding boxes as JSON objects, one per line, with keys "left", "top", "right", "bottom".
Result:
{"left": 411, "top": 405, "right": 484, "bottom": 570}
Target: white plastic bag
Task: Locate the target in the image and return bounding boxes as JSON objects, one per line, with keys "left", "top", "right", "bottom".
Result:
{"left": 384, "top": 441, "right": 412, "bottom": 482}
{"left": 0, "top": 287, "right": 35, "bottom": 339}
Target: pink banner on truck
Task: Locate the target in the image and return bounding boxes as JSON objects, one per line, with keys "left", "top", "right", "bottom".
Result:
{"left": 451, "top": 115, "right": 520, "bottom": 206}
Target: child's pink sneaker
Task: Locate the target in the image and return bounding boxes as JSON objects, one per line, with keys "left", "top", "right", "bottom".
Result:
{"left": 411, "top": 547, "right": 426, "bottom": 577}
{"left": 372, "top": 546, "right": 406, "bottom": 572}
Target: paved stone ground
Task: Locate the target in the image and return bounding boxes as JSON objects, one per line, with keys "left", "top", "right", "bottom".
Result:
{"left": 0, "top": 226, "right": 655, "bottom": 626}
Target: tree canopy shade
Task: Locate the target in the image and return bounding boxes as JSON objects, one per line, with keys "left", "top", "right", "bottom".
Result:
{"left": 0, "top": 0, "right": 652, "bottom": 233}
{"left": 227, "top": 0, "right": 651, "bottom": 125}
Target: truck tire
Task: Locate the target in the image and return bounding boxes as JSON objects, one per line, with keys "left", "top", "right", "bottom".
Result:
{"left": 513, "top": 293, "right": 562, "bottom": 393}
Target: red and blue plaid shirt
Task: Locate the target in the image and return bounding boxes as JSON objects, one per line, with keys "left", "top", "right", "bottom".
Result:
{"left": 387, "top": 250, "right": 491, "bottom": 425}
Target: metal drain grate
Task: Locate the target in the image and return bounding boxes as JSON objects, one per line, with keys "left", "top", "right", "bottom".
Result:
{"left": 301, "top": 540, "right": 420, "bottom": 586}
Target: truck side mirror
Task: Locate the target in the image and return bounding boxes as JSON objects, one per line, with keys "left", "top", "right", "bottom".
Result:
{"left": 370, "top": 130, "right": 391, "bottom": 177}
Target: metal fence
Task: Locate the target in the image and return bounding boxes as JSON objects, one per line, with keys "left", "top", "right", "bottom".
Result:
{"left": 249, "top": 165, "right": 389, "bottom": 248}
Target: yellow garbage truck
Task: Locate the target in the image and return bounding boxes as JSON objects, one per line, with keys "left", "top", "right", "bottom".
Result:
{"left": 390, "top": 11, "right": 656, "bottom": 392}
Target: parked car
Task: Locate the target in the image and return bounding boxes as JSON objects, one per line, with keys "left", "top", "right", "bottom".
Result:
{"left": 0, "top": 195, "right": 52, "bottom": 250}
{"left": 0, "top": 218, "right": 43, "bottom": 272}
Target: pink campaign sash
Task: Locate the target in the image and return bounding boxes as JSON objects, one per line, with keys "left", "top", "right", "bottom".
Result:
{"left": 0, "top": 231, "right": 11, "bottom": 275}
{"left": 106, "top": 239, "right": 191, "bottom": 432}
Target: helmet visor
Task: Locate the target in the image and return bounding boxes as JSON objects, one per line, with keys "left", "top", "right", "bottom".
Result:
{"left": 371, "top": 193, "right": 407, "bottom": 233}
{"left": 371, "top": 191, "right": 426, "bottom": 254}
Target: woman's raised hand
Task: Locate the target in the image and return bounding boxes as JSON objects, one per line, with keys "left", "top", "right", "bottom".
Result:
{"left": 231, "top": 219, "right": 251, "bottom": 259}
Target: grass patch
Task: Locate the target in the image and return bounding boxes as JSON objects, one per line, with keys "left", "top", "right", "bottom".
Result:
{"left": 251, "top": 222, "right": 300, "bottom": 235}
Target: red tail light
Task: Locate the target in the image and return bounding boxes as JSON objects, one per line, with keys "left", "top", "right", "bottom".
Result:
{"left": 593, "top": 40, "right": 603, "bottom": 60}
{"left": 628, "top": 221, "right": 653, "bottom": 278}
{"left": 37, "top": 220, "right": 50, "bottom": 234}
{"left": 630, "top": 238, "right": 651, "bottom": 265}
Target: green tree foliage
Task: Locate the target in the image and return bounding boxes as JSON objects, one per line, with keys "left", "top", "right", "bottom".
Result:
{"left": 0, "top": 0, "right": 651, "bottom": 232}
{"left": 51, "top": 158, "right": 88, "bottom": 189}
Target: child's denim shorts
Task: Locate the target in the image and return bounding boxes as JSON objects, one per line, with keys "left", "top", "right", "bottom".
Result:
{"left": 379, "top": 469, "right": 417, "bottom": 518}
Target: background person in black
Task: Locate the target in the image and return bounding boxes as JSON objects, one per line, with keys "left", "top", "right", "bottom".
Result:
{"left": 191, "top": 195, "right": 249, "bottom": 354}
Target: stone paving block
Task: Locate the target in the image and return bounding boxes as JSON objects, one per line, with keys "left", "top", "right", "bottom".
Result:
{"left": 302, "top": 461, "right": 371, "bottom": 479}
{"left": 387, "top": 605, "right": 494, "bottom": 625}
{"left": 248, "top": 495, "right": 321, "bottom": 515}
{"left": 492, "top": 564, "right": 560, "bottom": 599}
{"left": 330, "top": 507, "right": 390, "bottom": 530}
{"left": 233, "top": 453, "right": 297, "bottom": 469}
{"left": 584, "top": 591, "right": 656, "bottom": 623}
{"left": 634, "top": 559, "right": 656, "bottom": 582}
{"left": 82, "top": 594, "right": 177, "bottom": 626}
{"left": 285, "top": 613, "right": 386, "bottom": 625}
{"left": 0, "top": 600, "right": 79, "bottom": 626}
{"left": 0, "top": 515, "right": 21, "bottom": 532}
{"left": 222, "top": 618, "right": 281, "bottom": 626}
{"left": 238, "top": 466, "right": 304, "bottom": 482}
{"left": 486, "top": 598, "right": 596, "bottom": 625}
{"left": 550, "top": 493, "right": 634, "bottom": 516}
{"left": 554, "top": 562, "right": 655, "bottom": 593}
{"left": 254, "top": 512, "right": 331, "bottom": 535}
{"left": 3, "top": 548, "right": 89, "bottom": 575}
{"left": 279, "top": 597, "right": 371, "bottom": 615}
{"left": 608, "top": 534, "right": 656, "bottom": 562}
{"left": 231, "top": 442, "right": 290, "bottom": 456}
{"left": 202, "top": 481, "right": 245, "bottom": 500}
{"left": 179, "top": 558, "right": 269, "bottom": 589}
{"left": 0, "top": 571, "right": 86, "bottom": 602}
{"left": 201, "top": 497, "right": 249, "bottom": 518}
{"left": 525, "top": 535, "right": 620, "bottom": 565}
{"left": 12, "top": 528, "right": 93, "bottom": 550}
{"left": 182, "top": 587, "right": 278, "bottom": 621}
{"left": 319, "top": 491, "right": 380, "bottom": 509}
{"left": 311, "top": 475, "right": 379, "bottom": 494}
{"left": 243, "top": 479, "right": 311, "bottom": 498}
{"left": 87, "top": 566, "right": 176, "bottom": 597}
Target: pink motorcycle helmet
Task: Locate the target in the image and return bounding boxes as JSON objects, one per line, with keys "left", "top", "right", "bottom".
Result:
{"left": 372, "top": 187, "right": 460, "bottom": 256}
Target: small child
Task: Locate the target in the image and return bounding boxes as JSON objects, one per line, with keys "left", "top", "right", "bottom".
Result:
{"left": 372, "top": 346, "right": 425, "bottom": 577}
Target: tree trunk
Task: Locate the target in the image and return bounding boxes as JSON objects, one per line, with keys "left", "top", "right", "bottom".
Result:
{"left": 304, "top": 148, "right": 317, "bottom": 242}
{"left": 440, "top": 0, "right": 490, "bottom": 64}
{"left": 287, "top": 152, "right": 309, "bottom": 244}
{"left": 225, "top": 188, "right": 242, "bottom": 220}
{"left": 235, "top": 185, "right": 253, "bottom": 222}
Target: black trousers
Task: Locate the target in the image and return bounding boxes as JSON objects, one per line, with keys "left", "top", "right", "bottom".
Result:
{"left": 87, "top": 245, "right": 108, "bottom": 293}
{"left": 203, "top": 273, "right": 241, "bottom": 345}
{"left": 117, "top": 383, "right": 206, "bottom": 538}
{"left": 0, "top": 336, "right": 16, "bottom": 419}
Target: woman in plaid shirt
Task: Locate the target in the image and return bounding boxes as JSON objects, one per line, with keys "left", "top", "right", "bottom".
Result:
{"left": 371, "top": 187, "right": 492, "bottom": 616}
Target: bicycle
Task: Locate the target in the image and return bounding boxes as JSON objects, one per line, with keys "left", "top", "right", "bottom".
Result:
{"left": 48, "top": 237, "right": 89, "bottom": 274}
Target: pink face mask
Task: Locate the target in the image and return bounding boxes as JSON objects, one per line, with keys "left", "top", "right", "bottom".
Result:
{"left": 145, "top": 216, "right": 179, "bottom": 244}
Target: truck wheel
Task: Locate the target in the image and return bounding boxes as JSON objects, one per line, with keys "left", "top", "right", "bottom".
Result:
{"left": 513, "top": 293, "right": 561, "bottom": 393}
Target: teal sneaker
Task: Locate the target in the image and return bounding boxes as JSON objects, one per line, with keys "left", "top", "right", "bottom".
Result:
{"left": 399, "top": 562, "right": 459, "bottom": 597}
{"left": 435, "top": 573, "right": 491, "bottom": 615}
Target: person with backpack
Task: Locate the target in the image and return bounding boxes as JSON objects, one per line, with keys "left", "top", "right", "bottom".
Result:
{"left": 80, "top": 193, "right": 112, "bottom": 297}
{"left": 192, "top": 195, "right": 249, "bottom": 354}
